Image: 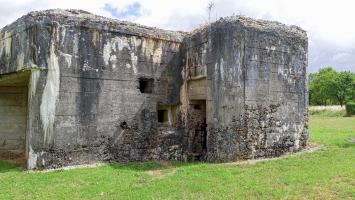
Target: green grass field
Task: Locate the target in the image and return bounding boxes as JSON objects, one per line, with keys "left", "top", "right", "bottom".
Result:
{"left": 1, "top": 116, "right": 354, "bottom": 200}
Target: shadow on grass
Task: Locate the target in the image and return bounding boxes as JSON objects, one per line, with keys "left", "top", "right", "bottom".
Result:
{"left": 337, "top": 140, "right": 355, "bottom": 148}
{"left": 0, "top": 160, "right": 22, "bottom": 173}
{"left": 107, "top": 161, "right": 207, "bottom": 172}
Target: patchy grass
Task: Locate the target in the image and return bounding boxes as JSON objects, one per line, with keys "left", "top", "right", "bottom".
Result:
{"left": 0, "top": 116, "right": 354, "bottom": 200}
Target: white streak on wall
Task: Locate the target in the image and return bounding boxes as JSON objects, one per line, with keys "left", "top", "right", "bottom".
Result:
{"left": 60, "top": 52, "right": 72, "bottom": 68}
{"left": 152, "top": 48, "right": 163, "bottom": 64}
{"left": 220, "top": 58, "right": 224, "bottom": 78}
{"left": 133, "top": 37, "right": 142, "bottom": 48}
{"left": 16, "top": 53, "right": 25, "bottom": 70}
{"left": 130, "top": 52, "right": 138, "bottom": 74}
{"left": 103, "top": 39, "right": 114, "bottom": 66}
{"left": 27, "top": 147, "right": 38, "bottom": 169}
{"left": 4, "top": 32, "right": 12, "bottom": 56}
{"left": 40, "top": 41, "right": 60, "bottom": 146}
{"left": 293, "top": 124, "right": 302, "bottom": 149}
{"left": 110, "top": 55, "right": 117, "bottom": 69}
{"left": 30, "top": 69, "right": 40, "bottom": 97}
{"left": 73, "top": 34, "right": 79, "bottom": 55}
{"left": 103, "top": 37, "right": 130, "bottom": 67}
{"left": 60, "top": 27, "right": 66, "bottom": 47}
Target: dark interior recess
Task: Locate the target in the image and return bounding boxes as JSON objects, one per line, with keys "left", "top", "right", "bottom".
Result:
{"left": 189, "top": 100, "right": 207, "bottom": 160}
{"left": 157, "top": 109, "right": 168, "bottom": 123}
{"left": 138, "top": 78, "right": 154, "bottom": 93}
{"left": 194, "top": 104, "right": 201, "bottom": 110}
{"left": 0, "top": 71, "right": 30, "bottom": 165}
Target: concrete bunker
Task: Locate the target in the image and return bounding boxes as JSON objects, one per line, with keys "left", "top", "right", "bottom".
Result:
{"left": 0, "top": 71, "right": 30, "bottom": 164}
{"left": 0, "top": 9, "right": 308, "bottom": 169}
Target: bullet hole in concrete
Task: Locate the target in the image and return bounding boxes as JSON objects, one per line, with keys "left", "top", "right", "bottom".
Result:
{"left": 138, "top": 78, "right": 154, "bottom": 93}
{"left": 120, "top": 121, "right": 128, "bottom": 129}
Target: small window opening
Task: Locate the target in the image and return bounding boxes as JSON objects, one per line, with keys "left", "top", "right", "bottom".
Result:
{"left": 138, "top": 78, "right": 154, "bottom": 93}
{"left": 157, "top": 109, "right": 168, "bottom": 123}
{"left": 194, "top": 104, "right": 201, "bottom": 110}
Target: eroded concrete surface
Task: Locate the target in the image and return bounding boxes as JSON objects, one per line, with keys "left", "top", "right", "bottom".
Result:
{"left": 0, "top": 9, "right": 308, "bottom": 169}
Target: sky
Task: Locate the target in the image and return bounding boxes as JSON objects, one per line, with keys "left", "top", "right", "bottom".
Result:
{"left": 0, "top": 0, "right": 354, "bottom": 72}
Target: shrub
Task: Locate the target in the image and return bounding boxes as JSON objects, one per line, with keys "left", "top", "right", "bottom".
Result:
{"left": 309, "top": 110, "right": 345, "bottom": 117}
{"left": 345, "top": 101, "right": 355, "bottom": 116}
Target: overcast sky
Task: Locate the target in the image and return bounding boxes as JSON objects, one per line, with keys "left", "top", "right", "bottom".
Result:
{"left": 0, "top": 0, "right": 354, "bottom": 72}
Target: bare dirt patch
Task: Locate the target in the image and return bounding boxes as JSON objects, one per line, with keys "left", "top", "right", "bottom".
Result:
{"left": 145, "top": 161, "right": 176, "bottom": 178}
{"left": 0, "top": 151, "right": 26, "bottom": 170}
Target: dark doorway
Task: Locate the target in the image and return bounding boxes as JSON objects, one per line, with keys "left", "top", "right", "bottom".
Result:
{"left": 157, "top": 109, "right": 168, "bottom": 123}
{"left": 0, "top": 71, "right": 30, "bottom": 165}
{"left": 188, "top": 100, "right": 207, "bottom": 160}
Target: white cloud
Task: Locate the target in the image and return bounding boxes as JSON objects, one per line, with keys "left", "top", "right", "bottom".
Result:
{"left": 0, "top": 0, "right": 354, "bottom": 72}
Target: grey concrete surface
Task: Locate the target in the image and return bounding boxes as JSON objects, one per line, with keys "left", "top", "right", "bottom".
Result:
{"left": 0, "top": 9, "right": 308, "bottom": 169}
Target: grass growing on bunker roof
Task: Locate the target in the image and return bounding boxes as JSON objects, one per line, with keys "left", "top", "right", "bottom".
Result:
{"left": 0, "top": 116, "right": 354, "bottom": 200}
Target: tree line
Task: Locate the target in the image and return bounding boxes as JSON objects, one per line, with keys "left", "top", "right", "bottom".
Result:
{"left": 309, "top": 67, "right": 355, "bottom": 106}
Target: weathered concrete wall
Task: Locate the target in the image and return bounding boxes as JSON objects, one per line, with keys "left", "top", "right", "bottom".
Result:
{"left": 188, "top": 78, "right": 207, "bottom": 100}
{"left": 0, "top": 17, "right": 50, "bottom": 168}
{"left": 183, "top": 17, "right": 308, "bottom": 162}
{"left": 0, "top": 9, "right": 308, "bottom": 169}
{"left": 46, "top": 26, "right": 184, "bottom": 168}
{"left": 242, "top": 22, "right": 308, "bottom": 159}
{"left": 0, "top": 10, "right": 186, "bottom": 169}
{"left": 182, "top": 22, "right": 246, "bottom": 161}
{"left": 42, "top": 10, "right": 184, "bottom": 169}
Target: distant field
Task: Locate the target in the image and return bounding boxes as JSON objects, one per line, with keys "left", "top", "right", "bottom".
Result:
{"left": 0, "top": 116, "right": 354, "bottom": 200}
{"left": 309, "top": 105, "right": 344, "bottom": 111}
{"left": 309, "top": 105, "right": 346, "bottom": 117}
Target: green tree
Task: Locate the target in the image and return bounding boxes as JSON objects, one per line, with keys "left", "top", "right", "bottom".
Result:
{"left": 309, "top": 67, "right": 337, "bottom": 105}
{"left": 334, "top": 71, "right": 355, "bottom": 106}
{"left": 309, "top": 67, "right": 355, "bottom": 106}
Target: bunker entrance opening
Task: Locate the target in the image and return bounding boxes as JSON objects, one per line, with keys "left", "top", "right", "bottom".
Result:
{"left": 157, "top": 109, "right": 168, "bottom": 123}
{"left": 189, "top": 100, "right": 207, "bottom": 160}
{"left": 157, "top": 104, "right": 178, "bottom": 126}
{"left": 0, "top": 71, "right": 30, "bottom": 165}
{"left": 138, "top": 78, "right": 154, "bottom": 94}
